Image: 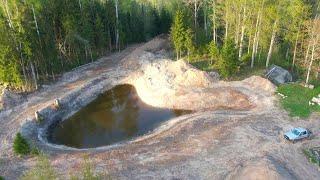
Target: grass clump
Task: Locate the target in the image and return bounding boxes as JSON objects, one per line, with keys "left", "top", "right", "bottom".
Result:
{"left": 70, "top": 156, "right": 111, "bottom": 180}
{"left": 0, "top": 176, "right": 4, "bottom": 180}
{"left": 21, "top": 154, "right": 57, "bottom": 180}
{"left": 81, "top": 157, "right": 100, "bottom": 180}
{"left": 30, "top": 147, "right": 41, "bottom": 156}
{"left": 277, "top": 84, "right": 320, "bottom": 118}
{"left": 303, "top": 149, "right": 320, "bottom": 167}
{"left": 21, "top": 154, "right": 111, "bottom": 180}
{"left": 13, "top": 133, "right": 30, "bottom": 155}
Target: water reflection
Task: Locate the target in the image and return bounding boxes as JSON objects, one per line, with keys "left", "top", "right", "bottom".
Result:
{"left": 48, "top": 84, "right": 189, "bottom": 148}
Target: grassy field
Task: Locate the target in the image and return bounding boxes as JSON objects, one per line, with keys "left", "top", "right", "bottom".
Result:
{"left": 277, "top": 84, "right": 320, "bottom": 118}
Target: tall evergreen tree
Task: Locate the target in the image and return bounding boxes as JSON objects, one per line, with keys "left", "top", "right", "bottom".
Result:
{"left": 215, "top": 39, "right": 238, "bottom": 78}
{"left": 170, "top": 10, "right": 185, "bottom": 60}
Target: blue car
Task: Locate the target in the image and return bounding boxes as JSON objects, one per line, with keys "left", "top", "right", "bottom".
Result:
{"left": 284, "top": 127, "right": 312, "bottom": 143}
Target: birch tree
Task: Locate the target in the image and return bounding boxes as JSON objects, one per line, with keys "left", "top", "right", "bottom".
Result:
{"left": 238, "top": 0, "right": 247, "bottom": 61}
{"left": 209, "top": 0, "right": 217, "bottom": 43}
{"left": 183, "top": 0, "right": 203, "bottom": 30}
{"left": 286, "top": 0, "right": 309, "bottom": 70}
{"left": 305, "top": 16, "right": 320, "bottom": 84}
{"left": 250, "top": 0, "right": 264, "bottom": 68}
{"left": 115, "top": 0, "right": 120, "bottom": 51}
{"left": 265, "top": 1, "right": 281, "bottom": 68}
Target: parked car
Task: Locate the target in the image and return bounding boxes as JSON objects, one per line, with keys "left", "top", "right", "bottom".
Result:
{"left": 284, "top": 127, "right": 312, "bottom": 143}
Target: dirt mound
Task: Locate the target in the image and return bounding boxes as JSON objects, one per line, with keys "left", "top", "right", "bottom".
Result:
{"left": 172, "top": 60, "right": 213, "bottom": 87}
{"left": 227, "top": 158, "right": 296, "bottom": 180}
{"left": 0, "top": 88, "right": 23, "bottom": 110}
{"left": 140, "top": 59, "right": 214, "bottom": 88}
{"left": 120, "top": 36, "right": 275, "bottom": 112}
{"left": 126, "top": 53, "right": 254, "bottom": 111}
{"left": 121, "top": 36, "right": 170, "bottom": 70}
{"left": 242, "top": 76, "right": 276, "bottom": 94}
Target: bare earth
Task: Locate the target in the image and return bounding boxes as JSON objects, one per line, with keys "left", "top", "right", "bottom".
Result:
{"left": 0, "top": 37, "right": 320, "bottom": 180}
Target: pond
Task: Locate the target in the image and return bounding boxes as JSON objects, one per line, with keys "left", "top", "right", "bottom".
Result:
{"left": 47, "top": 84, "right": 189, "bottom": 149}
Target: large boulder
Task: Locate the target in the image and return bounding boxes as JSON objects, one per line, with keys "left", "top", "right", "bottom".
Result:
{"left": 208, "top": 71, "right": 220, "bottom": 81}
{"left": 311, "top": 95, "right": 320, "bottom": 105}
{"left": 265, "top": 65, "right": 292, "bottom": 85}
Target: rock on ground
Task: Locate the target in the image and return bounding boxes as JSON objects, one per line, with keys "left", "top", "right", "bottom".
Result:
{"left": 266, "top": 65, "right": 293, "bottom": 85}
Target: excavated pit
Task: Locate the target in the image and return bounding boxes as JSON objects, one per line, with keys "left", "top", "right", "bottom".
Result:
{"left": 3, "top": 37, "right": 320, "bottom": 179}
{"left": 46, "top": 84, "right": 189, "bottom": 149}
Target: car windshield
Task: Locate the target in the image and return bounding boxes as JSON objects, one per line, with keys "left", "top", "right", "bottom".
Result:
{"left": 292, "top": 129, "right": 300, "bottom": 136}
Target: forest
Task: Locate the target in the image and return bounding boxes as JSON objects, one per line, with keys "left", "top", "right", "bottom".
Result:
{"left": 170, "top": 0, "right": 320, "bottom": 81}
{"left": 0, "top": 0, "right": 172, "bottom": 91}
{"left": 0, "top": 0, "right": 319, "bottom": 91}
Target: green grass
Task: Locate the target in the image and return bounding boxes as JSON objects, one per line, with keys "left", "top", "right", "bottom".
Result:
{"left": 191, "top": 59, "right": 265, "bottom": 81}
{"left": 277, "top": 84, "right": 320, "bottom": 118}
{"left": 303, "top": 149, "right": 320, "bottom": 167}
{"left": 190, "top": 60, "right": 215, "bottom": 72}
{"left": 229, "top": 66, "right": 265, "bottom": 81}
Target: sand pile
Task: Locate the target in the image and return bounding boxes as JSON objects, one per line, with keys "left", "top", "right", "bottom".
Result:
{"left": 126, "top": 54, "right": 254, "bottom": 111}
{"left": 242, "top": 75, "right": 277, "bottom": 94}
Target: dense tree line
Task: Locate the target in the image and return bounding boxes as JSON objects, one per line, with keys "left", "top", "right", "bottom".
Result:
{"left": 170, "top": 0, "right": 320, "bottom": 82}
{"left": 1, "top": 0, "right": 319, "bottom": 90}
{"left": 0, "top": 0, "right": 172, "bottom": 91}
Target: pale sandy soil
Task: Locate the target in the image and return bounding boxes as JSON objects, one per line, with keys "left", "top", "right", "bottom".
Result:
{"left": 0, "top": 36, "right": 320, "bottom": 180}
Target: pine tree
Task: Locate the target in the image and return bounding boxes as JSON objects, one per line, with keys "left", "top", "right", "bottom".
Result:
{"left": 184, "top": 28, "right": 195, "bottom": 62}
{"left": 208, "top": 40, "right": 219, "bottom": 65}
{"left": 215, "top": 39, "right": 238, "bottom": 78}
{"left": 13, "top": 133, "right": 30, "bottom": 155}
{"left": 170, "top": 10, "right": 185, "bottom": 60}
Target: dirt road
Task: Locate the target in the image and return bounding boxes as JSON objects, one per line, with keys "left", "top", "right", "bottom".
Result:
{"left": 0, "top": 37, "right": 320, "bottom": 179}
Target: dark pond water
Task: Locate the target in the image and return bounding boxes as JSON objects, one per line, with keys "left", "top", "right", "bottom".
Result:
{"left": 48, "top": 84, "right": 188, "bottom": 148}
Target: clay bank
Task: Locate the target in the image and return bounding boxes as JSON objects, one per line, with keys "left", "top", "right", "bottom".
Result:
{"left": 1, "top": 37, "right": 320, "bottom": 179}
